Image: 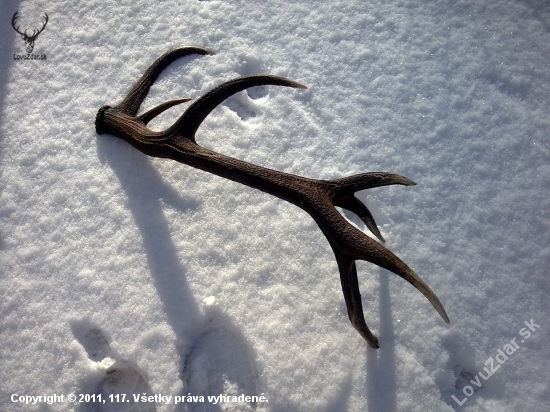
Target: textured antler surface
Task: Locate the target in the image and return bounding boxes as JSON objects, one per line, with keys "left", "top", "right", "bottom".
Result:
{"left": 95, "top": 47, "right": 450, "bottom": 348}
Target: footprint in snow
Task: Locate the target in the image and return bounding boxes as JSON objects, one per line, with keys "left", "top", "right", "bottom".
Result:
{"left": 71, "top": 319, "right": 157, "bottom": 412}
{"left": 96, "top": 362, "right": 157, "bottom": 412}
{"left": 182, "top": 303, "right": 260, "bottom": 412}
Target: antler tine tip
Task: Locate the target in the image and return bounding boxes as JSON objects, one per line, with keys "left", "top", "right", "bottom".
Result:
{"left": 430, "top": 294, "right": 450, "bottom": 324}
{"left": 179, "top": 46, "right": 215, "bottom": 56}
{"left": 399, "top": 176, "right": 416, "bottom": 186}
{"left": 291, "top": 80, "right": 308, "bottom": 89}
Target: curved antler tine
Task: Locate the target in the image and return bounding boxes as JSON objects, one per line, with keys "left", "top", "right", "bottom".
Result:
{"left": 138, "top": 98, "right": 192, "bottom": 125}
{"left": 332, "top": 172, "right": 416, "bottom": 199}
{"left": 360, "top": 240, "right": 450, "bottom": 324}
{"left": 334, "top": 252, "right": 379, "bottom": 348}
{"left": 118, "top": 47, "right": 212, "bottom": 116}
{"left": 168, "top": 74, "right": 307, "bottom": 140}
{"left": 334, "top": 195, "right": 385, "bottom": 243}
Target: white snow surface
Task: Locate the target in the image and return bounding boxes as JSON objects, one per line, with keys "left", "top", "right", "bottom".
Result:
{"left": 1, "top": 0, "right": 549, "bottom": 411}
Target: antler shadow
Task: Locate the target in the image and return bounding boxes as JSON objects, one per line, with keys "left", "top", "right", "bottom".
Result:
{"left": 95, "top": 47, "right": 450, "bottom": 348}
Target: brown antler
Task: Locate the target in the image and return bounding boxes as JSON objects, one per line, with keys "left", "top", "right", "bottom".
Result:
{"left": 95, "top": 47, "right": 450, "bottom": 348}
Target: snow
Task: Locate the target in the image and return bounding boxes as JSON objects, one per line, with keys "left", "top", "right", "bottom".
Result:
{"left": 1, "top": 0, "right": 549, "bottom": 411}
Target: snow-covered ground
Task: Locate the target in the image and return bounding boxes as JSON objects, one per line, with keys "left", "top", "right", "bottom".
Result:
{"left": 1, "top": 0, "right": 549, "bottom": 411}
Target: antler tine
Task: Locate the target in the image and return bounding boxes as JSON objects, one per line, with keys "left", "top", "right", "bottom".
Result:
{"left": 138, "top": 98, "right": 192, "bottom": 125}
{"left": 167, "top": 75, "right": 307, "bottom": 141}
{"left": 334, "top": 252, "right": 380, "bottom": 347}
{"left": 117, "top": 47, "right": 212, "bottom": 116}
{"left": 333, "top": 244, "right": 449, "bottom": 347}
{"left": 332, "top": 172, "right": 416, "bottom": 196}
{"left": 351, "top": 236, "right": 451, "bottom": 325}
{"left": 330, "top": 172, "right": 416, "bottom": 242}
{"left": 334, "top": 194, "right": 386, "bottom": 242}
{"left": 327, "top": 191, "right": 449, "bottom": 348}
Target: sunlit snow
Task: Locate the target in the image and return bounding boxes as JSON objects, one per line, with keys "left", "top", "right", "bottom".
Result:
{"left": 1, "top": 0, "right": 549, "bottom": 411}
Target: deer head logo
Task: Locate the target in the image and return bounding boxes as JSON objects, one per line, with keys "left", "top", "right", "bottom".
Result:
{"left": 11, "top": 11, "right": 48, "bottom": 54}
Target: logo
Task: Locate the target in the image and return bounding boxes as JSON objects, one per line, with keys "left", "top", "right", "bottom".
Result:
{"left": 11, "top": 10, "right": 48, "bottom": 60}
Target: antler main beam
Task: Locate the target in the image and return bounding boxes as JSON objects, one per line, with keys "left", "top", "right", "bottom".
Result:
{"left": 95, "top": 47, "right": 449, "bottom": 348}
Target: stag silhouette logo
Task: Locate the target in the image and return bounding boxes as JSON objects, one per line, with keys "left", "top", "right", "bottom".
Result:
{"left": 11, "top": 11, "right": 48, "bottom": 54}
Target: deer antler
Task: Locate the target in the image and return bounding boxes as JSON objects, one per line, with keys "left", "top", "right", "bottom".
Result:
{"left": 95, "top": 47, "right": 450, "bottom": 348}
